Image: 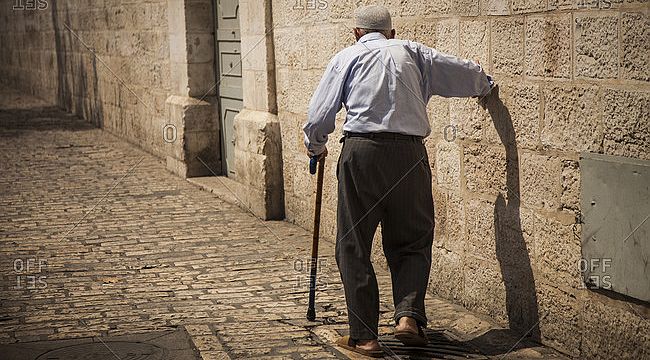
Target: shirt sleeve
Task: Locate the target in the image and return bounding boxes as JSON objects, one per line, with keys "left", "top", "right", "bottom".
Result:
{"left": 303, "top": 54, "right": 347, "bottom": 156}
{"left": 417, "top": 43, "right": 494, "bottom": 98}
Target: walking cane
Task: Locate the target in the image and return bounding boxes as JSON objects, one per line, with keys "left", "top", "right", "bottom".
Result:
{"left": 307, "top": 155, "right": 325, "bottom": 321}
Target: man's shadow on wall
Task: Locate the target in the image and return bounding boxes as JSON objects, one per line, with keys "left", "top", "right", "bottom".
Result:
{"left": 467, "top": 86, "right": 542, "bottom": 354}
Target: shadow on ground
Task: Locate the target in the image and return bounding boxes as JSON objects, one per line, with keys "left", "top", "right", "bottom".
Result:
{"left": 0, "top": 328, "right": 200, "bottom": 360}
{"left": 0, "top": 106, "right": 94, "bottom": 133}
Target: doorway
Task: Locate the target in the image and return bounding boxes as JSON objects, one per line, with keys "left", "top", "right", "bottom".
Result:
{"left": 215, "top": 0, "right": 242, "bottom": 176}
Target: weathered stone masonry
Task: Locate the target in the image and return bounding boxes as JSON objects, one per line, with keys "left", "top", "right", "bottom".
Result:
{"left": 272, "top": 1, "right": 649, "bottom": 359}
{"left": 0, "top": 0, "right": 648, "bottom": 359}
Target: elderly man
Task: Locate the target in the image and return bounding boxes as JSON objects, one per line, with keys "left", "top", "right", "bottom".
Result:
{"left": 303, "top": 4, "right": 494, "bottom": 357}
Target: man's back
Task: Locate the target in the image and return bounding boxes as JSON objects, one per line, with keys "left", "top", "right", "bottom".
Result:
{"left": 304, "top": 31, "right": 492, "bottom": 155}
{"left": 335, "top": 33, "right": 431, "bottom": 137}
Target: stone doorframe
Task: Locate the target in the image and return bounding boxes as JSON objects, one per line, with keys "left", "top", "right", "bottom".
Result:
{"left": 228, "top": 0, "right": 284, "bottom": 220}
{"left": 165, "top": 0, "right": 284, "bottom": 220}
{"left": 165, "top": 0, "right": 221, "bottom": 178}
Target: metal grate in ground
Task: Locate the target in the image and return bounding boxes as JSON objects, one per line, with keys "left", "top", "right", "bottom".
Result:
{"left": 379, "top": 329, "right": 488, "bottom": 359}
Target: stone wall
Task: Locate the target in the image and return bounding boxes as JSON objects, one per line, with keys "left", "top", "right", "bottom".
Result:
{"left": 0, "top": 0, "right": 172, "bottom": 157}
{"left": 273, "top": 0, "right": 649, "bottom": 358}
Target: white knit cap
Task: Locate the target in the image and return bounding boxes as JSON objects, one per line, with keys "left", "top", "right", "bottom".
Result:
{"left": 354, "top": 5, "right": 392, "bottom": 31}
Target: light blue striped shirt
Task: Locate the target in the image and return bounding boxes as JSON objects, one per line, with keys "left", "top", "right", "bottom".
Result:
{"left": 303, "top": 32, "right": 494, "bottom": 155}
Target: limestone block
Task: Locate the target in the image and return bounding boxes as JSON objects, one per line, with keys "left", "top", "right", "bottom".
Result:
{"left": 240, "top": 35, "right": 270, "bottom": 72}
{"left": 460, "top": 20, "right": 489, "bottom": 69}
{"left": 184, "top": 0, "right": 213, "bottom": 32}
{"left": 282, "top": 157, "right": 298, "bottom": 197}
{"left": 306, "top": 24, "right": 347, "bottom": 70}
{"left": 186, "top": 33, "right": 214, "bottom": 64}
{"left": 498, "top": 81, "right": 542, "bottom": 150}
{"left": 302, "top": 0, "right": 355, "bottom": 24}
{"left": 233, "top": 110, "right": 277, "bottom": 155}
{"left": 242, "top": 69, "right": 270, "bottom": 111}
{"left": 400, "top": 0, "right": 451, "bottom": 16}
{"left": 240, "top": 0, "right": 264, "bottom": 36}
{"left": 462, "top": 256, "right": 508, "bottom": 326}
{"left": 429, "top": 247, "right": 464, "bottom": 301}
{"left": 356, "top": 0, "right": 402, "bottom": 16}
{"left": 541, "top": 85, "right": 602, "bottom": 152}
{"left": 170, "top": 61, "right": 190, "bottom": 96}
{"left": 273, "top": 27, "right": 306, "bottom": 69}
{"left": 278, "top": 111, "right": 305, "bottom": 157}
{"left": 449, "top": 97, "right": 494, "bottom": 143}
{"left": 232, "top": 109, "right": 284, "bottom": 219}
{"left": 535, "top": 215, "right": 581, "bottom": 290}
{"left": 271, "top": 0, "right": 300, "bottom": 27}
{"left": 621, "top": 12, "right": 650, "bottom": 81}
{"left": 575, "top": 0, "right": 632, "bottom": 10}
{"left": 536, "top": 285, "right": 581, "bottom": 357}
{"left": 445, "top": 193, "right": 467, "bottom": 250}
{"left": 185, "top": 130, "right": 219, "bottom": 160}
{"left": 402, "top": 0, "right": 478, "bottom": 16}
{"left": 548, "top": 0, "right": 575, "bottom": 10}
{"left": 520, "top": 152, "right": 561, "bottom": 210}
{"left": 413, "top": 21, "right": 437, "bottom": 46}
{"left": 465, "top": 197, "right": 535, "bottom": 267}
{"left": 454, "top": 0, "right": 480, "bottom": 16}
{"left": 492, "top": 18, "right": 525, "bottom": 76}
{"left": 321, "top": 156, "right": 339, "bottom": 211}
{"left": 233, "top": 149, "right": 265, "bottom": 188}
{"left": 465, "top": 198, "right": 497, "bottom": 262}
{"left": 276, "top": 68, "right": 319, "bottom": 115}
{"left": 435, "top": 141, "right": 461, "bottom": 190}
{"left": 275, "top": 69, "right": 294, "bottom": 116}
{"left": 436, "top": 19, "right": 459, "bottom": 55}
{"left": 187, "top": 62, "right": 216, "bottom": 97}
{"left": 525, "top": 15, "right": 571, "bottom": 78}
{"left": 560, "top": 160, "right": 580, "bottom": 211}
{"left": 463, "top": 144, "right": 507, "bottom": 196}
{"left": 512, "top": 0, "right": 548, "bottom": 13}
{"left": 432, "top": 188, "right": 448, "bottom": 242}
{"left": 574, "top": 14, "right": 618, "bottom": 79}
{"left": 603, "top": 89, "right": 650, "bottom": 160}
{"left": 482, "top": 0, "right": 510, "bottom": 15}
{"left": 426, "top": 96, "right": 449, "bottom": 138}
{"left": 164, "top": 95, "right": 219, "bottom": 178}
{"left": 580, "top": 294, "right": 649, "bottom": 359}
{"left": 393, "top": 18, "right": 418, "bottom": 41}
{"left": 292, "top": 165, "right": 314, "bottom": 201}
{"left": 166, "top": 95, "right": 216, "bottom": 132}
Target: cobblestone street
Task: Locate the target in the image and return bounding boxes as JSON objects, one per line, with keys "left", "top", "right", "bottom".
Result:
{"left": 0, "top": 87, "right": 566, "bottom": 359}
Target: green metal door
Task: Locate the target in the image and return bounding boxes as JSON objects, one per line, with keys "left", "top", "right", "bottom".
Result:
{"left": 216, "top": 0, "right": 242, "bottom": 176}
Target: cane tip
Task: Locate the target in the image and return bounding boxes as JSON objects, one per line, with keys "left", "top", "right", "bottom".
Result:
{"left": 306, "top": 308, "right": 316, "bottom": 321}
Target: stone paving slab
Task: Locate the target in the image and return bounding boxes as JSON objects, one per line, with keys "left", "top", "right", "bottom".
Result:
{"left": 0, "top": 86, "right": 568, "bottom": 359}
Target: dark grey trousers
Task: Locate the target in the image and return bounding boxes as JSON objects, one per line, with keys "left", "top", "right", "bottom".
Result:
{"left": 335, "top": 135, "right": 434, "bottom": 341}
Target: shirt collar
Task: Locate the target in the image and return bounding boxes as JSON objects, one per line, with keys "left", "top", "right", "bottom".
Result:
{"left": 358, "top": 32, "right": 387, "bottom": 43}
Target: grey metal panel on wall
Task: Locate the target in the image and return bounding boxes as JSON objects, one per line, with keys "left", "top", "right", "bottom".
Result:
{"left": 580, "top": 152, "right": 650, "bottom": 302}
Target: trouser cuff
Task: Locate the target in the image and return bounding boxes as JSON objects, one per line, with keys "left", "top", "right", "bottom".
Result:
{"left": 394, "top": 309, "right": 428, "bottom": 327}
{"left": 349, "top": 329, "right": 377, "bottom": 341}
